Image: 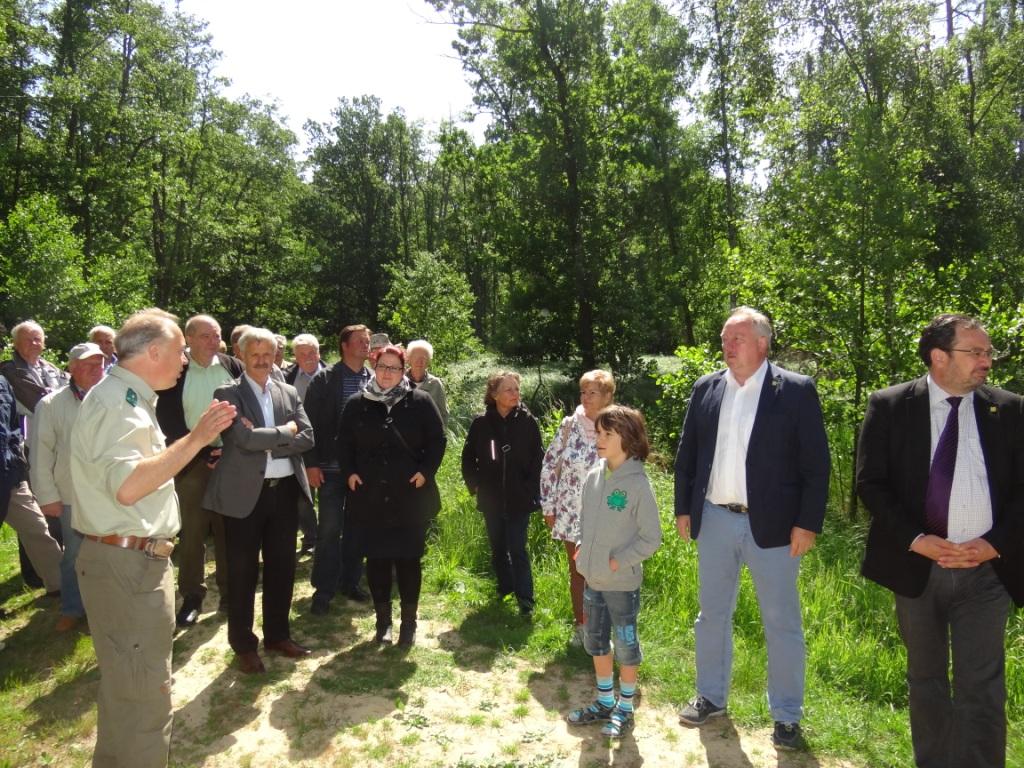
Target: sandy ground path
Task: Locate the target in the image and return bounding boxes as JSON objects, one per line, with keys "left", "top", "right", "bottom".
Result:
{"left": 165, "top": 571, "right": 859, "bottom": 768}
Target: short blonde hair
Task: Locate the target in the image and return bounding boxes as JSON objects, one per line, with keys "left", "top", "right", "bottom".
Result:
{"left": 484, "top": 371, "right": 521, "bottom": 407}
{"left": 580, "top": 369, "right": 615, "bottom": 397}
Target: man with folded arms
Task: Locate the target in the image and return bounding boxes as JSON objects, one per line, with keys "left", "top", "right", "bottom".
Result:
{"left": 203, "top": 327, "right": 315, "bottom": 673}
{"left": 71, "top": 308, "right": 235, "bottom": 768}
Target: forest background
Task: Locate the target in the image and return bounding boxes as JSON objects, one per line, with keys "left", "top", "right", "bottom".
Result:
{"left": 0, "top": 0, "right": 1023, "bottom": 764}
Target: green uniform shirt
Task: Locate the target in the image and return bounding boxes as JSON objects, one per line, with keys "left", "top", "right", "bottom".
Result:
{"left": 70, "top": 366, "right": 180, "bottom": 537}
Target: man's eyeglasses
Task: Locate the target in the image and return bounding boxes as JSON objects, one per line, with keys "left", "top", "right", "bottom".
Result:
{"left": 375, "top": 364, "right": 404, "bottom": 374}
{"left": 947, "top": 347, "right": 998, "bottom": 360}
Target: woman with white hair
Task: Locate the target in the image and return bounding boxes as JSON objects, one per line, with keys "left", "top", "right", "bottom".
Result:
{"left": 406, "top": 339, "right": 448, "bottom": 426}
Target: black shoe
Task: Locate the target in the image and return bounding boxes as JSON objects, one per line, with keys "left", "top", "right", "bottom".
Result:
{"left": 374, "top": 602, "right": 393, "bottom": 644}
{"left": 343, "top": 586, "right": 370, "bottom": 603}
{"left": 772, "top": 721, "right": 804, "bottom": 750}
{"left": 175, "top": 597, "right": 201, "bottom": 628}
{"left": 518, "top": 598, "right": 534, "bottom": 618}
{"left": 310, "top": 595, "right": 330, "bottom": 616}
{"left": 397, "top": 602, "right": 417, "bottom": 647}
{"left": 678, "top": 694, "right": 726, "bottom": 726}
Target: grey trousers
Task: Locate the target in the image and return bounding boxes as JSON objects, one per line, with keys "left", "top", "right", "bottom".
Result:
{"left": 5, "top": 481, "right": 61, "bottom": 592}
{"left": 77, "top": 538, "right": 175, "bottom": 768}
{"left": 895, "top": 561, "right": 1011, "bottom": 768}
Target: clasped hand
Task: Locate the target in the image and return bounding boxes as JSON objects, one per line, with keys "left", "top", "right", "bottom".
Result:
{"left": 912, "top": 534, "right": 998, "bottom": 568}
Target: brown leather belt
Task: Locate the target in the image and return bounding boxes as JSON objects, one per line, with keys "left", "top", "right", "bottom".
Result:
{"left": 721, "top": 503, "right": 748, "bottom": 514}
{"left": 84, "top": 534, "right": 175, "bottom": 559}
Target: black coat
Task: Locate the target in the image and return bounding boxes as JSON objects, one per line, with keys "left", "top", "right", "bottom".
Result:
{"left": 461, "top": 404, "right": 543, "bottom": 518}
{"left": 337, "top": 389, "right": 446, "bottom": 536}
{"left": 858, "top": 376, "right": 1024, "bottom": 605}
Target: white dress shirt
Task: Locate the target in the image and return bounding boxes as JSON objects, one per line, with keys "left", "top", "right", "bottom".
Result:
{"left": 926, "top": 376, "right": 991, "bottom": 542}
{"left": 706, "top": 359, "right": 769, "bottom": 507}
{"left": 244, "top": 374, "right": 294, "bottom": 480}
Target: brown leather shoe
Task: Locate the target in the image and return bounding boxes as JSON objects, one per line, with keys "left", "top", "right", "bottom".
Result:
{"left": 55, "top": 615, "right": 80, "bottom": 633}
{"left": 264, "top": 639, "right": 311, "bottom": 658}
{"left": 237, "top": 651, "right": 266, "bottom": 674}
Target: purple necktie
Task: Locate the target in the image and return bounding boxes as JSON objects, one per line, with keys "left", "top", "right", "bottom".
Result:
{"left": 924, "top": 396, "right": 962, "bottom": 539}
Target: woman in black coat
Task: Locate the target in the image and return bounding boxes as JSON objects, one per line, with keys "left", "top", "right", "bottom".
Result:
{"left": 337, "top": 345, "right": 446, "bottom": 645}
{"left": 461, "top": 371, "right": 543, "bottom": 616}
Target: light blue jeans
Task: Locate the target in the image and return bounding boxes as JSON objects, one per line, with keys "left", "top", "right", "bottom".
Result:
{"left": 694, "top": 500, "right": 805, "bottom": 723}
{"left": 60, "top": 505, "right": 85, "bottom": 617}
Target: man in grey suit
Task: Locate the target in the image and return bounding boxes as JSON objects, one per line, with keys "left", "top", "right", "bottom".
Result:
{"left": 203, "top": 327, "right": 315, "bottom": 674}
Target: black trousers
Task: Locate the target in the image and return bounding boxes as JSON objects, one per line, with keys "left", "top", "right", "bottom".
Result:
{"left": 366, "top": 557, "right": 422, "bottom": 605}
{"left": 895, "top": 562, "right": 1011, "bottom": 768}
{"left": 222, "top": 476, "right": 300, "bottom": 654}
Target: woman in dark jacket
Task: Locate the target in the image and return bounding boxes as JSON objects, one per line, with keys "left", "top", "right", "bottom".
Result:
{"left": 461, "top": 371, "right": 543, "bottom": 616}
{"left": 338, "top": 345, "right": 446, "bottom": 646}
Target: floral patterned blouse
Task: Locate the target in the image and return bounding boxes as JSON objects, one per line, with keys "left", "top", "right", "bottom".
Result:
{"left": 540, "top": 405, "right": 600, "bottom": 543}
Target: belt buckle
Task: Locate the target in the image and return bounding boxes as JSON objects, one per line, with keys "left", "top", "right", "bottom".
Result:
{"left": 144, "top": 538, "right": 174, "bottom": 559}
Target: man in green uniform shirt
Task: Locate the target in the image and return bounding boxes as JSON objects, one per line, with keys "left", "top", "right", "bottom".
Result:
{"left": 71, "top": 308, "right": 236, "bottom": 768}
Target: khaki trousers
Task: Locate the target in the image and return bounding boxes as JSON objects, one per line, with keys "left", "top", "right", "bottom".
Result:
{"left": 174, "top": 458, "right": 226, "bottom": 602}
{"left": 77, "top": 538, "right": 175, "bottom": 768}
{"left": 5, "top": 480, "right": 61, "bottom": 591}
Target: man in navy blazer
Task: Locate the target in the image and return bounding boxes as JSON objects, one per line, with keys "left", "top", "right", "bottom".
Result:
{"left": 858, "top": 314, "right": 1024, "bottom": 768}
{"left": 203, "top": 327, "right": 314, "bottom": 674}
{"left": 674, "top": 306, "right": 830, "bottom": 749}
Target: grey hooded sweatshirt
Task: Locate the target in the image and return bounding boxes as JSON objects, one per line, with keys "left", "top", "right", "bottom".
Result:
{"left": 576, "top": 458, "right": 662, "bottom": 592}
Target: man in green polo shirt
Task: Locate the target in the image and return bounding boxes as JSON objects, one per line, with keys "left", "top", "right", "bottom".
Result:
{"left": 71, "top": 308, "right": 236, "bottom": 768}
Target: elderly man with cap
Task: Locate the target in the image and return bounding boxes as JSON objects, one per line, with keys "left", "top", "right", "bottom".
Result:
{"left": 71, "top": 308, "right": 236, "bottom": 768}
{"left": 30, "top": 342, "right": 107, "bottom": 631}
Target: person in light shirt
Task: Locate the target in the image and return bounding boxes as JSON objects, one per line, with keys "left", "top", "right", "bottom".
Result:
{"left": 673, "top": 306, "right": 830, "bottom": 750}
{"left": 858, "top": 314, "right": 1023, "bottom": 768}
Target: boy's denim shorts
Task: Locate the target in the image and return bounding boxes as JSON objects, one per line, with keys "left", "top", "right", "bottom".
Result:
{"left": 582, "top": 585, "right": 642, "bottom": 666}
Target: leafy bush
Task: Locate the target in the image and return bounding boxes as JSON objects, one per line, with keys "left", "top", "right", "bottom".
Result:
{"left": 647, "top": 344, "right": 719, "bottom": 454}
{"left": 378, "top": 251, "right": 482, "bottom": 374}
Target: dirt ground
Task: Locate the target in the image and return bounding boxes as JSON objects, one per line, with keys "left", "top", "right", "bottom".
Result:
{"left": 160, "top": 571, "right": 860, "bottom": 768}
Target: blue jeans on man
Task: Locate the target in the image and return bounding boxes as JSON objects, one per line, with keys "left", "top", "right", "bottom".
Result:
{"left": 694, "top": 500, "right": 805, "bottom": 724}
{"left": 310, "top": 470, "right": 363, "bottom": 606}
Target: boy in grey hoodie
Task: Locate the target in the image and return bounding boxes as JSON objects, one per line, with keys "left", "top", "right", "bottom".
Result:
{"left": 566, "top": 405, "right": 662, "bottom": 738}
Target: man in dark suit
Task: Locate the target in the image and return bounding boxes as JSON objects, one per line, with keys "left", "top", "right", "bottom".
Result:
{"left": 858, "top": 314, "right": 1023, "bottom": 768}
{"left": 155, "top": 314, "right": 243, "bottom": 627}
{"left": 674, "top": 306, "right": 830, "bottom": 749}
{"left": 203, "top": 327, "right": 314, "bottom": 674}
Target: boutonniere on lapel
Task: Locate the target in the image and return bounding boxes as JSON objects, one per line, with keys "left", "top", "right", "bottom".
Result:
{"left": 990, "top": 405, "right": 998, "bottom": 415}
{"left": 771, "top": 375, "right": 782, "bottom": 392}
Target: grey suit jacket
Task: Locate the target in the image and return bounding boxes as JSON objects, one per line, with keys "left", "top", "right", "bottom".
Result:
{"left": 202, "top": 376, "right": 314, "bottom": 519}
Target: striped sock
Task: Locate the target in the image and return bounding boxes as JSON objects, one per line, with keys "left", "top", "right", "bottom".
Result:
{"left": 596, "top": 675, "right": 615, "bottom": 709}
{"left": 618, "top": 680, "right": 636, "bottom": 713}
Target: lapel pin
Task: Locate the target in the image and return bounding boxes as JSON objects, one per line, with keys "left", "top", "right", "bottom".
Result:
{"left": 990, "top": 405, "right": 997, "bottom": 414}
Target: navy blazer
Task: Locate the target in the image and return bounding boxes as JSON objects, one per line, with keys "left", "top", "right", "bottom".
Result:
{"left": 857, "top": 376, "right": 1024, "bottom": 605}
{"left": 674, "top": 362, "right": 831, "bottom": 549}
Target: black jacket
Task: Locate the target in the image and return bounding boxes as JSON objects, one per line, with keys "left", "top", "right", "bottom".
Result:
{"left": 461, "top": 404, "right": 543, "bottom": 518}
{"left": 337, "top": 389, "right": 446, "bottom": 529}
{"left": 155, "top": 352, "right": 243, "bottom": 446}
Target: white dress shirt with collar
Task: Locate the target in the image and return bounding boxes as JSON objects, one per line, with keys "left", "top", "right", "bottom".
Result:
{"left": 706, "top": 358, "right": 769, "bottom": 507}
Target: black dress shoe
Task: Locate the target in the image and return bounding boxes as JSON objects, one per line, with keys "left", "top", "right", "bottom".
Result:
{"left": 237, "top": 651, "right": 266, "bottom": 674}
{"left": 264, "top": 638, "right": 312, "bottom": 657}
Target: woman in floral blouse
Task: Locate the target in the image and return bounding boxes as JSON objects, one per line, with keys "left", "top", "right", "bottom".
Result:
{"left": 540, "top": 369, "right": 616, "bottom": 642}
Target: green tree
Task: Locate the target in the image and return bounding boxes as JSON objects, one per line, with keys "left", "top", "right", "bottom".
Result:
{"left": 378, "top": 250, "right": 481, "bottom": 372}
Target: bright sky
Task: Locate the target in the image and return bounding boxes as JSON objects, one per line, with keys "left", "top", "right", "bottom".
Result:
{"left": 167, "top": 0, "right": 484, "bottom": 150}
